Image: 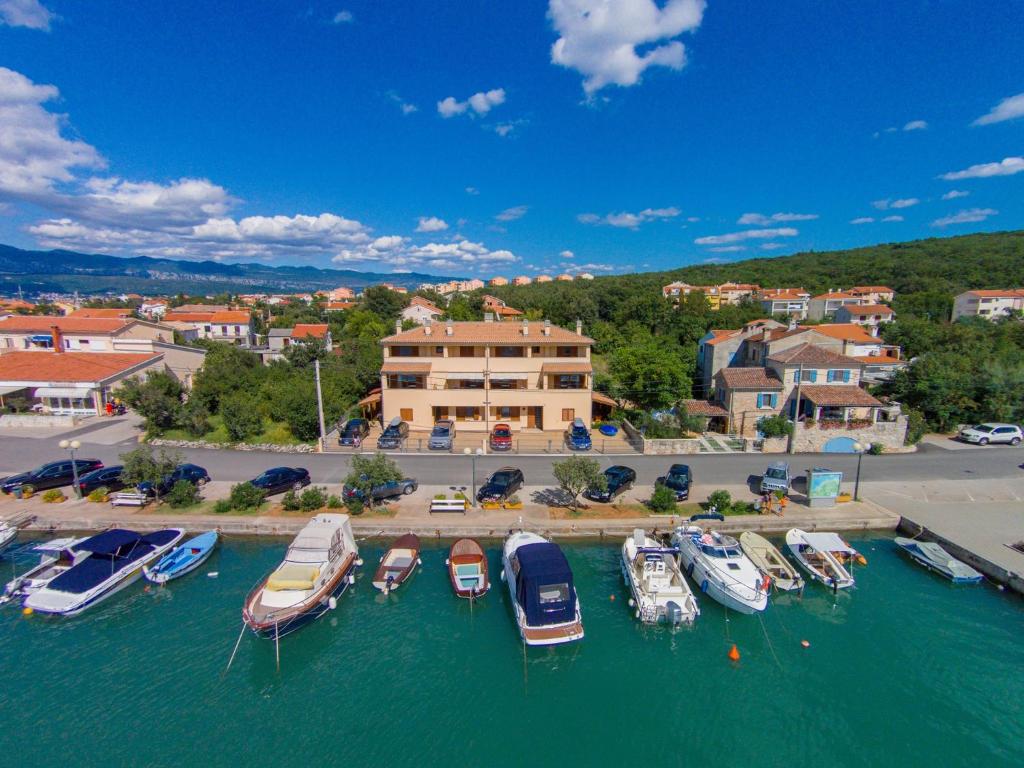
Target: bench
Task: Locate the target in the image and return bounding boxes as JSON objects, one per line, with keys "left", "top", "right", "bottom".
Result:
{"left": 430, "top": 498, "right": 467, "bottom": 515}
{"left": 110, "top": 491, "right": 150, "bottom": 507}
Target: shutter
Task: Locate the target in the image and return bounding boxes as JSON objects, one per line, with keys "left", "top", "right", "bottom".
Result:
{"left": 843, "top": 369, "right": 851, "bottom": 382}
{"left": 756, "top": 394, "right": 764, "bottom": 408}
{"left": 809, "top": 370, "right": 817, "bottom": 383}
{"left": 827, "top": 370, "right": 835, "bottom": 382}
{"left": 770, "top": 393, "right": 778, "bottom": 408}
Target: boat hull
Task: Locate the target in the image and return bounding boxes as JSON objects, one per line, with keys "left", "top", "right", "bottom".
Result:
{"left": 895, "top": 539, "right": 982, "bottom": 584}
{"left": 619, "top": 541, "right": 698, "bottom": 625}
{"left": 243, "top": 556, "right": 357, "bottom": 640}
{"left": 785, "top": 530, "right": 854, "bottom": 590}
{"left": 679, "top": 555, "right": 767, "bottom": 614}
{"left": 448, "top": 538, "right": 490, "bottom": 599}
{"left": 502, "top": 533, "right": 583, "bottom": 646}
{"left": 143, "top": 534, "right": 218, "bottom": 584}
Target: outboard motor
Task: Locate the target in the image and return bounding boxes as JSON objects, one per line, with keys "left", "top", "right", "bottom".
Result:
{"left": 665, "top": 601, "right": 683, "bottom": 626}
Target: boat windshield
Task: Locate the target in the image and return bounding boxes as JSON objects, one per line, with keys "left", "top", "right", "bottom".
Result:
{"left": 538, "top": 582, "right": 569, "bottom": 604}
{"left": 701, "top": 544, "right": 742, "bottom": 558}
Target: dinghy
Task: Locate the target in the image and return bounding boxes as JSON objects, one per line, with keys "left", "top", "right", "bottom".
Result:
{"left": 0, "top": 537, "right": 87, "bottom": 606}
{"left": 894, "top": 537, "right": 982, "bottom": 584}
{"left": 143, "top": 531, "right": 218, "bottom": 584}
{"left": 446, "top": 538, "right": 489, "bottom": 598}
{"left": 373, "top": 533, "right": 421, "bottom": 593}
{"left": 673, "top": 526, "right": 769, "bottom": 614}
{"left": 739, "top": 531, "right": 804, "bottom": 592}
{"left": 621, "top": 529, "right": 698, "bottom": 625}
{"left": 785, "top": 529, "right": 856, "bottom": 590}
{"left": 502, "top": 531, "right": 584, "bottom": 646}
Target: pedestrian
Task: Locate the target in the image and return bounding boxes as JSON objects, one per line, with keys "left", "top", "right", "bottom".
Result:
{"left": 779, "top": 494, "right": 788, "bottom": 517}
{"left": 105, "top": 401, "right": 113, "bottom": 417}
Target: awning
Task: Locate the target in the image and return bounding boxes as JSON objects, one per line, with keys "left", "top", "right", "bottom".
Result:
{"left": 541, "top": 362, "right": 592, "bottom": 374}
{"left": 592, "top": 391, "right": 617, "bottom": 407}
{"left": 34, "top": 386, "right": 94, "bottom": 399}
{"left": 381, "top": 362, "right": 431, "bottom": 374}
{"left": 357, "top": 391, "right": 382, "bottom": 406}
{"left": 799, "top": 385, "right": 881, "bottom": 407}
{"left": 799, "top": 532, "right": 856, "bottom": 555}
{"left": 489, "top": 372, "right": 529, "bottom": 380}
{"left": 0, "top": 385, "right": 27, "bottom": 396}
{"left": 444, "top": 371, "right": 485, "bottom": 380}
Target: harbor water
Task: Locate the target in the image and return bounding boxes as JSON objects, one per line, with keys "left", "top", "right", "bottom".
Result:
{"left": 1, "top": 534, "right": 1022, "bottom": 767}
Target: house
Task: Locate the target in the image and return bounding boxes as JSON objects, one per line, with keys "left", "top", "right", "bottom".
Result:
{"left": 742, "top": 326, "right": 843, "bottom": 366}
{"left": 173, "top": 304, "right": 231, "bottom": 313}
{"left": 756, "top": 288, "right": 811, "bottom": 319}
{"left": 0, "top": 316, "right": 176, "bottom": 352}
{"left": 806, "top": 291, "right": 865, "bottom": 321}
{"left": 401, "top": 296, "right": 444, "bottom": 326}
{"left": 576, "top": 273, "right": 595, "bottom": 280}
{"left": 662, "top": 282, "right": 722, "bottom": 309}
{"left": 951, "top": 289, "right": 1024, "bottom": 321}
{"left": 850, "top": 286, "right": 895, "bottom": 304}
{"left": 68, "top": 307, "right": 135, "bottom": 319}
{"left": 379, "top": 283, "right": 408, "bottom": 294}
{"left": 482, "top": 295, "right": 524, "bottom": 320}
{"left": 374, "top": 318, "right": 595, "bottom": 434}
{"left": 718, "top": 283, "right": 761, "bottom": 305}
{"left": 696, "top": 319, "right": 785, "bottom": 396}
{"left": 489, "top": 276, "right": 509, "bottom": 287}
{"left": 328, "top": 286, "right": 354, "bottom": 301}
{"left": 262, "top": 323, "right": 332, "bottom": 363}
{"left": 513, "top": 276, "right": 532, "bottom": 286}
{"left": 833, "top": 304, "right": 895, "bottom": 333}
{"left": 162, "top": 310, "right": 255, "bottom": 346}
{"left": 556, "top": 274, "right": 574, "bottom": 281}
{"left": 535, "top": 275, "right": 553, "bottom": 283}
{"left": 139, "top": 301, "right": 168, "bottom": 319}
{"left": 324, "top": 301, "right": 357, "bottom": 312}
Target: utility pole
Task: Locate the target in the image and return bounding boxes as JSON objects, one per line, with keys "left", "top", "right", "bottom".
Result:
{"left": 788, "top": 362, "right": 803, "bottom": 454}
{"left": 314, "top": 358, "right": 327, "bottom": 453}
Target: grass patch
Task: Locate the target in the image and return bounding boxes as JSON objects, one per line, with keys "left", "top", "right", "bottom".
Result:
{"left": 158, "top": 414, "right": 303, "bottom": 446}
{"left": 648, "top": 502, "right": 703, "bottom": 517}
{"left": 137, "top": 499, "right": 227, "bottom": 515}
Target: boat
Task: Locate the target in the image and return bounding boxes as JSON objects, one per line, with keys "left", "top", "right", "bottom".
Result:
{"left": 501, "top": 531, "right": 584, "bottom": 646}
{"left": 672, "top": 526, "right": 769, "bottom": 614}
{"left": 739, "top": 531, "right": 804, "bottom": 592}
{"left": 143, "top": 531, "right": 219, "bottom": 584}
{"left": 24, "top": 528, "right": 185, "bottom": 615}
{"left": 894, "top": 537, "right": 983, "bottom": 584}
{"left": 0, "top": 521, "right": 17, "bottom": 550}
{"left": 243, "top": 514, "right": 359, "bottom": 639}
{"left": 620, "top": 528, "right": 698, "bottom": 625}
{"left": 372, "top": 533, "right": 421, "bottom": 593}
{"left": 446, "top": 538, "right": 490, "bottom": 598}
{"left": 785, "top": 529, "right": 856, "bottom": 590}
{"left": 0, "top": 537, "right": 87, "bottom": 606}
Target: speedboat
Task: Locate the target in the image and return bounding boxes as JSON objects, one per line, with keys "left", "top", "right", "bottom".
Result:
{"left": 785, "top": 529, "right": 856, "bottom": 590}
{"left": 0, "top": 520, "right": 18, "bottom": 550}
{"left": 673, "top": 526, "right": 769, "bottom": 614}
{"left": 143, "top": 531, "right": 219, "bottom": 584}
{"left": 242, "top": 514, "right": 359, "bottom": 640}
{"left": 372, "top": 533, "right": 421, "bottom": 593}
{"left": 502, "top": 531, "right": 583, "bottom": 646}
{"left": 446, "top": 538, "right": 490, "bottom": 598}
{"left": 620, "top": 529, "right": 698, "bottom": 625}
{"left": 0, "top": 537, "right": 87, "bottom": 606}
{"left": 894, "top": 537, "right": 983, "bottom": 584}
{"left": 739, "top": 531, "right": 804, "bottom": 592}
{"left": 24, "top": 528, "right": 185, "bottom": 615}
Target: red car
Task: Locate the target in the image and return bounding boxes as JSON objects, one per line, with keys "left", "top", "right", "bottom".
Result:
{"left": 489, "top": 423, "right": 513, "bottom": 451}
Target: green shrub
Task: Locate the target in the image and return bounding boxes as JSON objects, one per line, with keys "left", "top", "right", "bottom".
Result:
{"left": 166, "top": 479, "right": 201, "bottom": 508}
{"left": 904, "top": 408, "right": 927, "bottom": 445}
{"left": 228, "top": 481, "right": 266, "bottom": 511}
{"left": 41, "top": 488, "right": 65, "bottom": 503}
{"left": 87, "top": 486, "right": 109, "bottom": 502}
{"left": 730, "top": 500, "right": 758, "bottom": 515}
{"left": 327, "top": 494, "right": 343, "bottom": 509}
{"left": 433, "top": 493, "right": 448, "bottom": 500}
{"left": 757, "top": 414, "right": 794, "bottom": 438}
{"left": 345, "top": 497, "right": 364, "bottom": 516}
{"left": 213, "top": 498, "right": 233, "bottom": 514}
{"left": 220, "top": 394, "right": 263, "bottom": 442}
{"left": 299, "top": 485, "right": 328, "bottom": 511}
{"left": 648, "top": 484, "right": 678, "bottom": 514}
{"left": 706, "top": 489, "right": 733, "bottom": 514}
{"left": 281, "top": 489, "right": 300, "bottom": 511}
{"left": 867, "top": 442, "right": 885, "bottom": 455}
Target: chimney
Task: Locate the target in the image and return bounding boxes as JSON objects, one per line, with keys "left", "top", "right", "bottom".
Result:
{"left": 575, "top": 319, "right": 582, "bottom": 335}
{"left": 424, "top": 319, "right": 432, "bottom": 336}
{"left": 522, "top": 318, "right": 529, "bottom": 336}
{"left": 50, "top": 324, "right": 63, "bottom": 353}
{"left": 543, "top": 319, "right": 551, "bottom": 336}
{"left": 484, "top": 312, "right": 494, "bottom": 323}
{"left": 446, "top": 320, "right": 454, "bottom": 336}
{"left": 395, "top": 319, "right": 402, "bottom": 334}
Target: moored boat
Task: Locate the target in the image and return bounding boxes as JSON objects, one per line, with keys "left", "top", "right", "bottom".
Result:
{"left": 894, "top": 537, "right": 983, "bottom": 584}
{"left": 502, "top": 531, "right": 583, "bottom": 646}
{"left": 372, "top": 533, "right": 421, "bottom": 593}
{"left": 242, "top": 514, "right": 359, "bottom": 639}
{"left": 673, "top": 526, "right": 769, "bottom": 614}
{"left": 446, "top": 538, "right": 489, "bottom": 598}
{"left": 785, "top": 529, "right": 856, "bottom": 590}
{"left": 621, "top": 528, "right": 698, "bottom": 625}
{"left": 739, "top": 531, "right": 804, "bottom": 592}
{"left": 0, "top": 537, "right": 87, "bottom": 606}
{"left": 143, "top": 531, "right": 219, "bottom": 584}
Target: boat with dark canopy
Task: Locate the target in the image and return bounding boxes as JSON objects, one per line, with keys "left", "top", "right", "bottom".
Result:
{"left": 502, "top": 531, "right": 583, "bottom": 646}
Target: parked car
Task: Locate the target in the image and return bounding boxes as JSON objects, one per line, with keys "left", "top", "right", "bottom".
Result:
{"left": 429, "top": 419, "right": 456, "bottom": 450}
{"left": 655, "top": 463, "right": 692, "bottom": 500}
{"left": 0, "top": 458, "right": 104, "bottom": 494}
{"left": 958, "top": 423, "right": 1023, "bottom": 446}
{"left": 377, "top": 417, "right": 409, "bottom": 449}
{"left": 338, "top": 418, "right": 370, "bottom": 447}
{"left": 342, "top": 476, "right": 418, "bottom": 502}
{"left": 585, "top": 465, "right": 636, "bottom": 502}
{"left": 760, "top": 461, "right": 791, "bottom": 494}
{"left": 565, "top": 417, "right": 593, "bottom": 451}
{"left": 137, "top": 463, "right": 211, "bottom": 498}
{"left": 76, "top": 465, "right": 126, "bottom": 496}
{"left": 476, "top": 467, "right": 524, "bottom": 502}
{"left": 249, "top": 467, "right": 311, "bottom": 496}
{"left": 489, "top": 423, "right": 513, "bottom": 451}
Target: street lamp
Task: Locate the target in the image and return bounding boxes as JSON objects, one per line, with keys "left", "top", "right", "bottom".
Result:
{"left": 463, "top": 446, "right": 484, "bottom": 505}
{"left": 851, "top": 441, "right": 865, "bottom": 501}
{"left": 59, "top": 438, "right": 82, "bottom": 497}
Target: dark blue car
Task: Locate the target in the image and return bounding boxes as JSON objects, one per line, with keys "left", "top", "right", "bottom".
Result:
{"left": 655, "top": 464, "right": 692, "bottom": 500}
{"left": 137, "top": 463, "right": 210, "bottom": 498}
{"left": 565, "top": 418, "right": 592, "bottom": 451}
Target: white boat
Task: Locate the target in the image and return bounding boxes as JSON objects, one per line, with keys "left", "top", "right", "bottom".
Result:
{"left": 24, "top": 528, "right": 185, "bottom": 615}
{"left": 621, "top": 529, "right": 698, "bottom": 625}
{"left": 0, "top": 537, "right": 87, "bottom": 605}
{"left": 242, "top": 514, "right": 359, "bottom": 640}
{"left": 785, "top": 529, "right": 857, "bottom": 590}
{"left": 894, "top": 537, "right": 983, "bottom": 584}
{"left": 739, "top": 531, "right": 804, "bottom": 592}
{"left": 672, "top": 526, "right": 769, "bottom": 614}
{"left": 502, "top": 531, "right": 583, "bottom": 646}
{"left": 0, "top": 521, "right": 17, "bottom": 550}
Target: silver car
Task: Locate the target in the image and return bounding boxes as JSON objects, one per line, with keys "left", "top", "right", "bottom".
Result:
{"left": 958, "top": 423, "right": 1022, "bottom": 446}
{"left": 429, "top": 419, "right": 455, "bottom": 450}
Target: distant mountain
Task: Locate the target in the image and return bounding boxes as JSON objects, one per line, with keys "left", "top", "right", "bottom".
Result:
{"left": 0, "top": 244, "right": 456, "bottom": 296}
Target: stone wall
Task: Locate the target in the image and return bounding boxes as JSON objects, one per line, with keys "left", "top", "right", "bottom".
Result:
{"left": 621, "top": 419, "right": 702, "bottom": 454}
{"left": 791, "top": 415, "right": 910, "bottom": 453}
{"left": 0, "top": 414, "right": 79, "bottom": 428}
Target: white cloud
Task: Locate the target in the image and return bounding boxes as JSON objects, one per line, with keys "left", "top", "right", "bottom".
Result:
{"left": 332, "top": 10, "right": 354, "bottom": 24}
{"left": 903, "top": 120, "right": 928, "bottom": 131}
{"left": 335, "top": 237, "right": 519, "bottom": 270}
{"left": 576, "top": 261, "right": 616, "bottom": 272}
{"left": 415, "top": 216, "right": 449, "bottom": 233}
{"left": 437, "top": 88, "right": 505, "bottom": 118}
{"left": 694, "top": 227, "right": 797, "bottom": 245}
{"left": 737, "top": 211, "right": 817, "bottom": 226}
{"left": 559, "top": 249, "right": 574, "bottom": 259}
{"left": 881, "top": 215, "right": 904, "bottom": 222}
{"left": 872, "top": 197, "right": 919, "bottom": 210}
{"left": 386, "top": 91, "right": 417, "bottom": 115}
{"left": 759, "top": 242, "right": 784, "bottom": 250}
{"left": 850, "top": 217, "right": 874, "bottom": 225}
{"left": 0, "top": 0, "right": 53, "bottom": 30}
{"left": 972, "top": 93, "right": 1024, "bottom": 126}
{"left": 931, "top": 208, "right": 998, "bottom": 227}
{"left": 579, "top": 206, "right": 680, "bottom": 229}
{"left": 941, "top": 189, "right": 970, "bottom": 200}
{"left": 941, "top": 156, "right": 1024, "bottom": 180}
{"left": 548, "top": 0, "right": 706, "bottom": 95}
{"left": 493, "top": 123, "right": 515, "bottom": 137}
{"left": 465, "top": 186, "right": 479, "bottom": 195}
{"left": 495, "top": 205, "right": 528, "bottom": 222}
{"left": 708, "top": 245, "right": 746, "bottom": 253}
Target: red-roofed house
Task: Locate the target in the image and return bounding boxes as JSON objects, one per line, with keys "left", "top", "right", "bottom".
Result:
{"left": 850, "top": 286, "right": 895, "bottom": 304}
{"left": 807, "top": 291, "right": 866, "bottom": 321}
{"left": 69, "top": 308, "right": 134, "bottom": 319}
{"left": 696, "top": 319, "right": 785, "bottom": 395}
{"left": 833, "top": 304, "right": 895, "bottom": 333}
{"left": 756, "top": 288, "right": 811, "bottom": 318}
{"left": 401, "top": 296, "right": 444, "bottom": 326}
{"left": 162, "top": 309, "right": 254, "bottom": 346}
{"left": 952, "top": 289, "right": 1024, "bottom": 321}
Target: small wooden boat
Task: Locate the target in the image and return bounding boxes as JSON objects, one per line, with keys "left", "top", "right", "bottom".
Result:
{"left": 739, "top": 531, "right": 804, "bottom": 592}
{"left": 894, "top": 537, "right": 983, "bottom": 584}
{"left": 785, "top": 529, "right": 856, "bottom": 591}
{"left": 446, "top": 538, "right": 489, "bottom": 598}
{"left": 373, "top": 533, "right": 421, "bottom": 593}
{"left": 143, "top": 531, "right": 219, "bottom": 584}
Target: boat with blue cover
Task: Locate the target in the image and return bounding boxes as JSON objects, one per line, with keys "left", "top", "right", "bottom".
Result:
{"left": 0, "top": 536, "right": 87, "bottom": 606}
{"left": 143, "top": 531, "right": 219, "bottom": 584}
{"left": 894, "top": 537, "right": 983, "bottom": 584}
{"left": 502, "top": 531, "right": 583, "bottom": 646}
{"left": 24, "top": 528, "right": 185, "bottom": 615}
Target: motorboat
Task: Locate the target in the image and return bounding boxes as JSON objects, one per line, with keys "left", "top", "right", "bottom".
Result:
{"left": 243, "top": 514, "right": 359, "bottom": 640}
{"left": 672, "top": 526, "right": 769, "bottom": 614}
{"left": 620, "top": 529, "right": 698, "bottom": 625}
{"left": 446, "top": 538, "right": 490, "bottom": 598}
{"left": 894, "top": 537, "right": 983, "bottom": 584}
{"left": 24, "top": 528, "right": 185, "bottom": 615}
{"left": 143, "top": 531, "right": 219, "bottom": 584}
{"left": 0, "top": 537, "right": 87, "bottom": 606}
{"left": 372, "top": 533, "right": 421, "bottom": 593}
{"left": 739, "top": 531, "right": 804, "bottom": 592}
{"left": 502, "top": 531, "right": 583, "bottom": 646}
{"left": 785, "top": 529, "right": 856, "bottom": 590}
{"left": 0, "top": 520, "right": 17, "bottom": 550}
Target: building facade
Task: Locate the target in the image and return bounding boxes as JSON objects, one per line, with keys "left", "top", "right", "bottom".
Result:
{"left": 951, "top": 290, "right": 1024, "bottom": 321}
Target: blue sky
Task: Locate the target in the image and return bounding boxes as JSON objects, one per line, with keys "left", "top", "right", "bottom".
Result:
{"left": 0, "top": 0, "right": 1022, "bottom": 278}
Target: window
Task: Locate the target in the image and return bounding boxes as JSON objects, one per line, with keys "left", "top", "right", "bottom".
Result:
{"left": 459, "top": 346, "right": 476, "bottom": 357}
{"left": 539, "top": 582, "right": 569, "bottom": 604}
{"left": 562, "top": 408, "right": 574, "bottom": 422}
{"left": 400, "top": 408, "right": 413, "bottom": 421}
{"left": 531, "top": 346, "right": 540, "bottom": 355}
{"left": 221, "top": 325, "right": 228, "bottom": 334}
{"left": 557, "top": 346, "right": 578, "bottom": 357}
{"left": 555, "top": 374, "right": 583, "bottom": 389}
{"left": 756, "top": 393, "right": 779, "bottom": 409}
{"left": 434, "top": 346, "right": 443, "bottom": 356}
{"left": 455, "top": 406, "right": 481, "bottom": 421}
{"left": 392, "top": 345, "right": 418, "bottom": 357}
{"left": 796, "top": 369, "right": 817, "bottom": 383}
{"left": 79, "top": 339, "right": 90, "bottom": 347}
{"left": 495, "top": 346, "right": 524, "bottom": 357}
{"left": 826, "top": 369, "right": 851, "bottom": 383}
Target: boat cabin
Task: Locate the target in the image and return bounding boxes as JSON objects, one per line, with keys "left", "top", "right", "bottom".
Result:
{"left": 512, "top": 542, "right": 577, "bottom": 626}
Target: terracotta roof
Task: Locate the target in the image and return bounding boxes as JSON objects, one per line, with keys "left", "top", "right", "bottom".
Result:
{"left": 851, "top": 286, "right": 894, "bottom": 293}
{"left": 715, "top": 367, "right": 784, "bottom": 390}
{"left": 839, "top": 304, "right": 893, "bottom": 316}
{"left": 768, "top": 343, "right": 863, "bottom": 367}
{"left": 854, "top": 355, "right": 904, "bottom": 365}
{"left": 719, "top": 283, "right": 760, "bottom": 291}
{"left": 381, "top": 361, "right": 432, "bottom": 374}
{"left": 682, "top": 399, "right": 729, "bottom": 417}
{"left": 382, "top": 321, "right": 592, "bottom": 345}
{"left": 799, "top": 385, "right": 882, "bottom": 407}
{"left": 324, "top": 301, "right": 356, "bottom": 310}
{"left": 803, "top": 324, "right": 879, "bottom": 344}
{"left": 811, "top": 291, "right": 860, "bottom": 301}
{"left": 494, "top": 305, "right": 524, "bottom": 316}
{"left": 291, "top": 324, "right": 329, "bottom": 339}
{"left": 357, "top": 389, "right": 382, "bottom": 406}
{"left": 0, "top": 351, "right": 161, "bottom": 383}
{"left": 962, "top": 289, "right": 1024, "bottom": 298}
{"left": 541, "top": 362, "right": 593, "bottom": 374}
{"left": 408, "top": 296, "right": 442, "bottom": 313}
{"left": 591, "top": 391, "right": 617, "bottom": 407}
{"left": 704, "top": 329, "right": 741, "bottom": 346}
{"left": 68, "top": 308, "right": 133, "bottom": 318}
{"left": 759, "top": 289, "right": 809, "bottom": 301}
{"left": 164, "top": 310, "right": 251, "bottom": 323}
{"left": 0, "top": 316, "right": 131, "bottom": 334}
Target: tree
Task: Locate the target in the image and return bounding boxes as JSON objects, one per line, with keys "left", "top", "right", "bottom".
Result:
{"left": 608, "top": 341, "right": 691, "bottom": 410}
{"left": 343, "top": 309, "right": 389, "bottom": 341}
{"left": 283, "top": 337, "right": 328, "bottom": 368}
{"left": 177, "top": 398, "right": 210, "bottom": 437}
{"left": 344, "top": 453, "right": 404, "bottom": 507}
{"left": 119, "top": 446, "right": 182, "bottom": 501}
{"left": 360, "top": 285, "right": 409, "bottom": 320}
{"left": 757, "top": 414, "right": 795, "bottom": 438}
{"left": 116, "top": 371, "right": 184, "bottom": 434}
{"left": 220, "top": 393, "right": 263, "bottom": 442}
{"left": 551, "top": 455, "right": 606, "bottom": 512}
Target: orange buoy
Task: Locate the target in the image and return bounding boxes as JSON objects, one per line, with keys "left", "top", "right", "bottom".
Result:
{"left": 728, "top": 644, "right": 740, "bottom": 662}
{"left": 609, "top": 594, "right": 615, "bottom": 601}
{"left": 801, "top": 639, "right": 811, "bottom": 648}
{"left": 22, "top": 607, "right": 33, "bottom": 616}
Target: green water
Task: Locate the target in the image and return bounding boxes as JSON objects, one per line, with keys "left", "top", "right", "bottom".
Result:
{"left": 2, "top": 535, "right": 1022, "bottom": 768}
